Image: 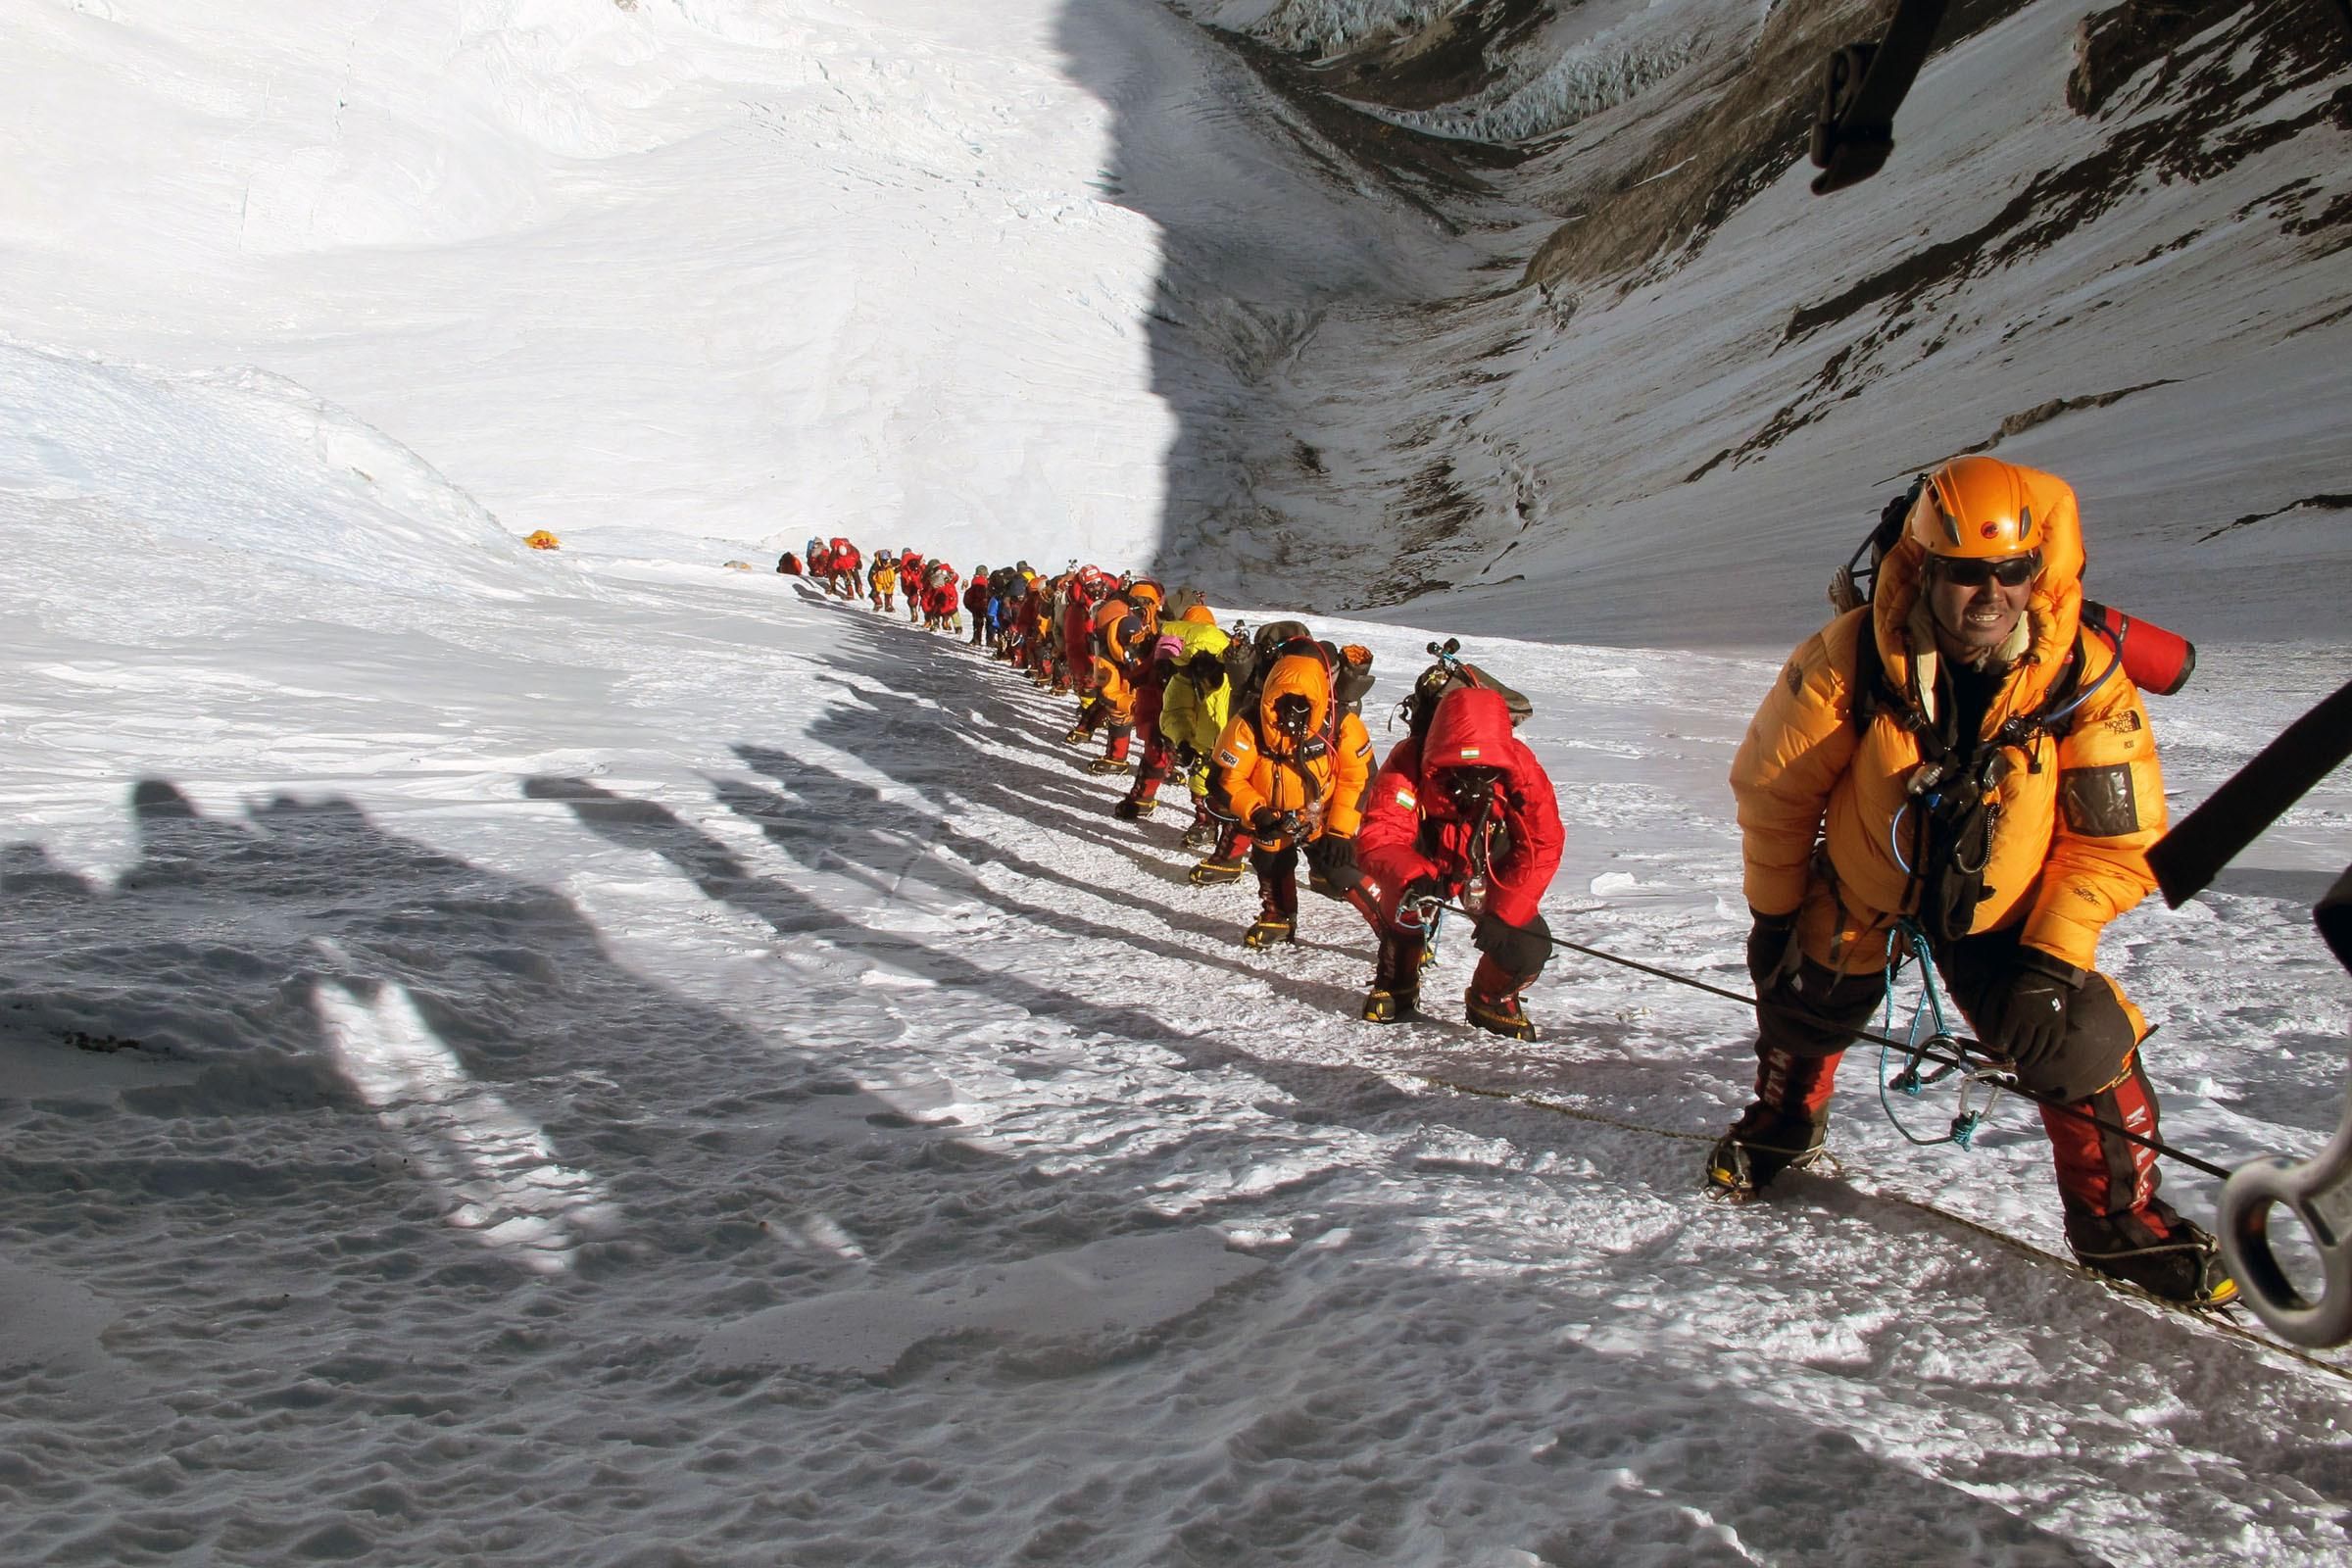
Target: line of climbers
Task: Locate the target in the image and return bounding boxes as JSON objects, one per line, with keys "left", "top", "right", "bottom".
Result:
{"left": 927, "top": 560, "right": 1568, "bottom": 1046}
{"left": 801, "top": 453, "right": 2233, "bottom": 1310}
{"left": 776, "top": 537, "right": 1013, "bottom": 635}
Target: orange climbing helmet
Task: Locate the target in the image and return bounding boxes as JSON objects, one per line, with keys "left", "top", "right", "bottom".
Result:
{"left": 1908, "top": 455, "right": 2054, "bottom": 560}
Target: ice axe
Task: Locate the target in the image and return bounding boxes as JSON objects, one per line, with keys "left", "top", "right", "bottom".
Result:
{"left": 2148, "top": 677, "right": 2352, "bottom": 1346}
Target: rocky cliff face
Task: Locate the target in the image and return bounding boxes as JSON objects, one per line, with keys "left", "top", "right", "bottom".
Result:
{"left": 1145, "top": 0, "right": 2352, "bottom": 646}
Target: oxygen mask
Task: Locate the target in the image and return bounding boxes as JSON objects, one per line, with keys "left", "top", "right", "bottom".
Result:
{"left": 1442, "top": 765, "right": 1504, "bottom": 813}
{"left": 1272, "top": 692, "right": 1314, "bottom": 739}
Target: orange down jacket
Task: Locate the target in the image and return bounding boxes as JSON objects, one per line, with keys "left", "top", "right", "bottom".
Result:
{"left": 1211, "top": 651, "right": 1374, "bottom": 850}
{"left": 1729, "top": 467, "right": 2165, "bottom": 976}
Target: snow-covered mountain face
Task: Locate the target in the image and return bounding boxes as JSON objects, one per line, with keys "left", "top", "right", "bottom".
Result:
{"left": 1146, "top": 0, "right": 2352, "bottom": 648}
{"left": 7, "top": 6, "right": 2352, "bottom": 1565}
{"left": 0, "top": 0, "right": 1178, "bottom": 573}
{"left": 10, "top": 1, "right": 2340, "bottom": 647}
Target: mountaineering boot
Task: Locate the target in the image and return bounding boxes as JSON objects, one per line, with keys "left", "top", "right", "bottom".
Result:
{"left": 1243, "top": 858, "right": 1300, "bottom": 950}
{"left": 1088, "top": 755, "right": 1134, "bottom": 776}
{"left": 1702, "top": 1096, "right": 1832, "bottom": 1203}
{"left": 2072, "top": 1218, "right": 2239, "bottom": 1307}
{"left": 1244, "top": 913, "right": 1297, "bottom": 949}
{"left": 1464, "top": 985, "right": 1537, "bottom": 1042}
{"left": 1181, "top": 807, "right": 1218, "bottom": 851}
{"left": 1111, "top": 798, "right": 1142, "bottom": 822}
{"left": 1463, "top": 954, "right": 1538, "bottom": 1041}
{"left": 1189, "top": 854, "right": 1247, "bottom": 886}
{"left": 1363, "top": 934, "right": 1424, "bottom": 1023}
{"left": 2043, "top": 1055, "right": 2238, "bottom": 1306}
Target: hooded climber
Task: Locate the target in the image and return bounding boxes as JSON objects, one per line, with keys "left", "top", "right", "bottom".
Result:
{"left": 1070, "top": 582, "right": 1163, "bottom": 771}
{"left": 1355, "top": 682, "right": 1564, "bottom": 1040}
{"left": 867, "top": 556, "right": 898, "bottom": 612}
{"left": 1060, "top": 570, "right": 1105, "bottom": 702}
{"left": 964, "top": 566, "right": 993, "bottom": 647}
{"left": 826, "top": 537, "right": 862, "bottom": 600}
{"left": 1111, "top": 633, "right": 1188, "bottom": 818}
{"left": 1131, "top": 608, "right": 1232, "bottom": 842}
{"left": 1713, "top": 454, "right": 2230, "bottom": 1306}
{"left": 1017, "top": 574, "right": 1051, "bottom": 676}
{"left": 1209, "top": 645, "right": 1376, "bottom": 949}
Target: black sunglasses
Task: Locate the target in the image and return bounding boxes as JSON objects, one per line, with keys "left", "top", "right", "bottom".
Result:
{"left": 1930, "top": 551, "right": 2040, "bottom": 589}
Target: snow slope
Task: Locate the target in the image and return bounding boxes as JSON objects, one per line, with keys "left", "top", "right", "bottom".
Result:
{"left": 4, "top": 0, "right": 2352, "bottom": 1563}
{"left": 1155, "top": 0, "right": 2352, "bottom": 649}
{"left": 6, "top": 328, "right": 2352, "bottom": 1565}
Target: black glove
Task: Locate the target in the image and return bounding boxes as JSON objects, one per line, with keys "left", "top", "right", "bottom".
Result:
{"left": 1173, "top": 743, "right": 1200, "bottom": 769}
{"left": 1473, "top": 910, "right": 1553, "bottom": 980}
{"left": 1304, "top": 834, "right": 1360, "bottom": 892}
{"left": 1745, "top": 908, "right": 1800, "bottom": 994}
{"left": 1979, "top": 951, "right": 2080, "bottom": 1073}
{"left": 1250, "top": 808, "right": 1288, "bottom": 837}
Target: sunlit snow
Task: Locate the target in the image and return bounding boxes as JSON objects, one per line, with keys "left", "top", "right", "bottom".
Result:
{"left": 3, "top": 1, "right": 2349, "bottom": 1565}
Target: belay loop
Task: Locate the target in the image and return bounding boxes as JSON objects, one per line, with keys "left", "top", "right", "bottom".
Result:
{"left": 1877, "top": 920, "right": 2008, "bottom": 1151}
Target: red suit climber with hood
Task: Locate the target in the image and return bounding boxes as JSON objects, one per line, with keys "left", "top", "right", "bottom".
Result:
{"left": 1356, "top": 684, "right": 1564, "bottom": 1039}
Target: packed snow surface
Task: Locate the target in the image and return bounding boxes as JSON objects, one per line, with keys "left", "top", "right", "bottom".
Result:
{"left": 6, "top": 338, "right": 2352, "bottom": 1564}
{"left": 3, "top": 0, "right": 2351, "bottom": 1564}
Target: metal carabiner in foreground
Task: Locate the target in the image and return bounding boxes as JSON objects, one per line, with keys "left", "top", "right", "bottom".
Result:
{"left": 2148, "top": 679, "right": 2352, "bottom": 1345}
{"left": 2220, "top": 1077, "right": 2352, "bottom": 1347}
{"left": 2221, "top": 865, "right": 2352, "bottom": 1345}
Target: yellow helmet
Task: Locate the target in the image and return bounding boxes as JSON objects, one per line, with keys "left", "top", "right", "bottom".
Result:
{"left": 1908, "top": 455, "right": 2050, "bottom": 560}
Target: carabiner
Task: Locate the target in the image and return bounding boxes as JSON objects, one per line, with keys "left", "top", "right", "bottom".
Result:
{"left": 2219, "top": 1087, "right": 2352, "bottom": 1348}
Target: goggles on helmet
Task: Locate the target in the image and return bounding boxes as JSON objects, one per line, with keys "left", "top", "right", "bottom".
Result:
{"left": 1928, "top": 551, "right": 2040, "bottom": 589}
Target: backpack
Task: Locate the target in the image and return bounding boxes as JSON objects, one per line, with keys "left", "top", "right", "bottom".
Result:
{"left": 1398, "top": 640, "right": 1533, "bottom": 742}
{"left": 1223, "top": 618, "right": 1309, "bottom": 707}
{"left": 1330, "top": 643, "right": 1376, "bottom": 716}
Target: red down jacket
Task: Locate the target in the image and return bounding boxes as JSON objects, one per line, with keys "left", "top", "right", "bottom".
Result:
{"left": 1356, "top": 686, "right": 1563, "bottom": 926}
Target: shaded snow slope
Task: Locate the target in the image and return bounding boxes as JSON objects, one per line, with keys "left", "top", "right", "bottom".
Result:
{"left": 1147, "top": 0, "right": 2352, "bottom": 649}
{"left": 5, "top": 336, "right": 2352, "bottom": 1564}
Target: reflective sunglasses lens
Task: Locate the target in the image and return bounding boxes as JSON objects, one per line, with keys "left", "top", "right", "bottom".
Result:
{"left": 1935, "top": 553, "right": 2037, "bottom": 588}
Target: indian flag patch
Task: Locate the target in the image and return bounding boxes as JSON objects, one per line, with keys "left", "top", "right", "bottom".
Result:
{"left": 1395, "top": 787, "right": 1417, "bottom": 809}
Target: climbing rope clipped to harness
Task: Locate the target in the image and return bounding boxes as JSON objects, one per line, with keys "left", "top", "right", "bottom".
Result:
{"left": 1876, "top": 919, "right": 2008, "bottom": 1152}
{"left": 1442, "top": 904, "right": 2237, "bottom": 1184}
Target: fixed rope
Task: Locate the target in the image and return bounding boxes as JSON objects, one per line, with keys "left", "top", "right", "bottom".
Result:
{"left": 1406, "top": 895, "right": 2237, "bottom": 1183}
